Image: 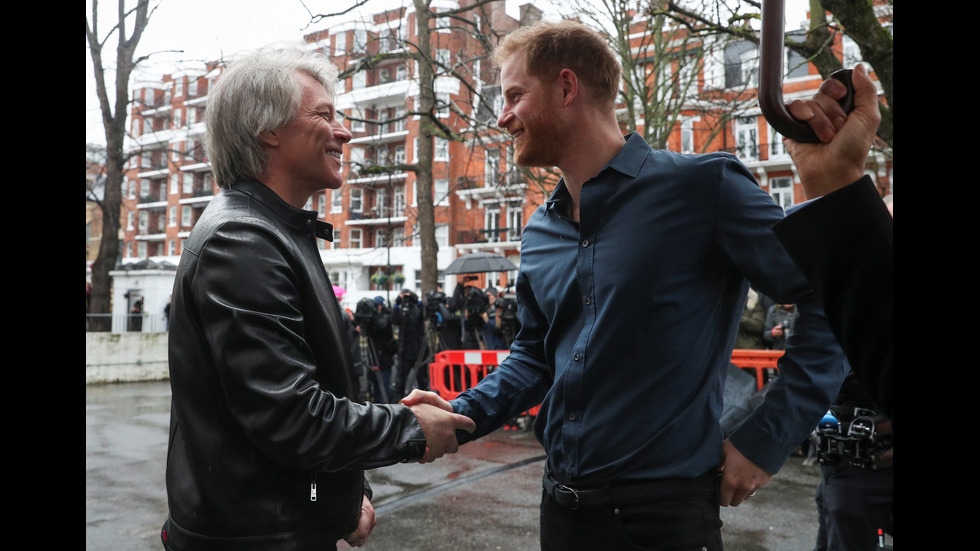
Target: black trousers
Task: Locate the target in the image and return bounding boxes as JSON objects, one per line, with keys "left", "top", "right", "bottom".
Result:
{"left": 814, "top": 463, "right": 893, "bottom": 551}
{"left": 540, "top": 472, "right": 724, "bottom": 551}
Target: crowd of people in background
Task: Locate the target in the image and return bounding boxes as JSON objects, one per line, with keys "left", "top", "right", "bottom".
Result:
{"left": 335, "top": 279, "right": 521, "bottom": 404}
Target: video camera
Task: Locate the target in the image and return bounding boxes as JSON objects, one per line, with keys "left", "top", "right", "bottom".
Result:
{"left": 424, "top": 291, "right": 448, "bottom": 325}
{"left": 496, "top": 294, "right": 519, "bottom": 342}
{"left": 463, "top": 286, "right": 489, "bottom": 322}
{"left": 354, "top": 298, "right": 377, "bottom": 329}
{"left": 816, "top": 407, "right": 893, "bottom": 470}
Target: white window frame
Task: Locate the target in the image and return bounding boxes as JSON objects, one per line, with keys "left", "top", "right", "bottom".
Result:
{"left": 350, "top": 228, "right": 363, "bottom": 248}
{"left": 334, "top": 32, "right": 346, "bottom": 55}
{"left": 434, "top": 178, "right": 449, "bottom": 206}
{"left": 331, "top": 189, "right": 343, "bottom": 213}
{"left": 484, "top": 206, "right": 501, "bottom": 243}
{"left": 434, "top": 137, "right": 449, "bottom": 162}
{"left": 169, "top": 206, "right": 177, "bottom": 227}
{"left": 182, "top": 206, "right": 192, "bottom": 227}
{"left": 734, "top": 117, "right": 758, "bottom": 162}
{"left": 770, "top": 176, "right": 794, "bottom": 211}
{"left": 507, "top": 204, "right": 523, "bottom": 242}
{"left": 350, "top": 188, "right": 363, "bottom": 212}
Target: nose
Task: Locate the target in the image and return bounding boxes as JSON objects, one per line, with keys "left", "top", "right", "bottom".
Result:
{"left": 335, "top": 121, "right": 352, "bottom": 143}
{"left": 497, "top": 109, "right": 514, "bottom": 132}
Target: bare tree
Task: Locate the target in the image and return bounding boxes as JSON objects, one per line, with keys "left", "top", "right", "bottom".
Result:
{"left": 310, "top": 0, "right": 520, "bottom": 297}
{"left": 659, "top": 0, "right": 892, "bottom": 152}
{"left": 86, "top": 0, "right": 156, "bottom": 330}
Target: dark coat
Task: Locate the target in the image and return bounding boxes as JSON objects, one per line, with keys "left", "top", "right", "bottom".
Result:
{"left": 164, "top": 179, "right": 426, "bottom": 549}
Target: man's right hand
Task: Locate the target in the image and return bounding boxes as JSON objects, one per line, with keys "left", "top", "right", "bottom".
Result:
{"left": 784, "top": 63, "right": 881, "bottom": 199}
{"left": 403, "top": 392, "right": 475, "bottom": 463}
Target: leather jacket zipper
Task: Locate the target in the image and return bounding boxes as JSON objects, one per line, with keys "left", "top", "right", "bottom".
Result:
{"left": 310, "top": 472, "right": 317, "bottom": 502}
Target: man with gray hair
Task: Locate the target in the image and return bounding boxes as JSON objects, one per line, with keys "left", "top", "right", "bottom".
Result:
{"left": 161, "top": 43, "right": 474, "bottom": 550}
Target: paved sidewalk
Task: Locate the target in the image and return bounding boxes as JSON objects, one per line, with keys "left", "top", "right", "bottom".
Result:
{"left": 87, "top": 380, "right": 835, "bottom": 550}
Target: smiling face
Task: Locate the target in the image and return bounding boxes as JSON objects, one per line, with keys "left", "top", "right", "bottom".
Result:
{"left": 272, "top": 71, "right": 352, "bottom": 195}
{"left": 496, "top": 55, "right": 568, "bottom": 169}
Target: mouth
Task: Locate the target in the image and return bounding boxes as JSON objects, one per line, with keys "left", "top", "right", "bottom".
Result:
{"left": 326, "top": 150, "right": 343, "bottom": 161}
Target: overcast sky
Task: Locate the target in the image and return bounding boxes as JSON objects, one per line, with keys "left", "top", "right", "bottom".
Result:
{"left": 86, "top": 0, "right": 808, "bottom": 146}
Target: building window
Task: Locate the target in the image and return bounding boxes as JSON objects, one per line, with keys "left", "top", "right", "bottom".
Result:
{"left": 138, "top": 242, "right": 148, "bottom": 259}
{"left": 484, "top": 206, "right": 501, "bottom": 243}
{"left": 350, "top": 228, "right": 363, "bottom": 248}
{"left": 352, "top": 71, "right": 366, "bottom": 90}
{"left": 332, "top": 229, "right": 342, "bottom": 248}
{"left": 182, "top": 173, "right": 194, "bottom": 194}
{"left": 394, "top": 145, "right": 406, "bottom": 164}
{"left": 168, "top": 239, "right": 176, "bottom": 256}
{"left": 331, "top": 189, "right": 343, "bottom": 213}
{"left": 680, "top": 118, "right": 694, "bottom": 154}
{"left": 435, "top": 224, "right": 448, "bottom": 247}
{"left": 768, "top": 125, "right": 789, "bottom": 160}
{"left": 188, "top": 79, "right": 198, "bottom": 97}
{"left": 734, "top": 117, "right": 758, "bottom": 162}
{"left": 350, "top": 188, "right": 363, "bottom": 212}
{"left": 739, "top": 49, "right": 759, "bottom": 88}
{"left": 169, "top": 206, "right": 177, "bottom": 227}
{"left": 485, "top": 148, "right": 500, "bottom": 186}
{"left": 175, "top": 79, "right": 184, "bottom": 97}
{"left": 436, "top": 93, "right": 450, "bottom": 118}
{"left": 770, "top": 177, "right": 794, "bottom": 211}
{"left": 182, "top": 206, "right": 192, "bottom": 227}
{"left": 334, "top": 32, "right": 346, "bottom": 55}
{"left": 170, "top": 174, "right": 179, "bottom": 194}
{"left": 317, "top": 194, "right": 327, "bottom": 217}
{"left": 434, "top": 137, "right": 449, "bottom": 162}
{"left": 127, "top": 211, "right": 135, "bottom": 231}
{"left": 507, "top": 203, "right": 523, "bottom": 242}
{"left": 393, "top": 185, "right": 405, "bottom": 213}
{"left": 434, "top": 178, "right": 449, "bottom": 205}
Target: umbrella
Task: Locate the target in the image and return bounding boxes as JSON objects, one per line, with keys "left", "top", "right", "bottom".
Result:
{"left": 443, "top": 252, "right": 518, "bottom": 275}
{"left": 332, "top": 285, "right": 346, "bottom": 300}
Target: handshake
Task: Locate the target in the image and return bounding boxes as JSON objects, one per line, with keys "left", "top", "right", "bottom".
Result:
{"left": 399, "top": 390, "right": 476, "bottom": 463}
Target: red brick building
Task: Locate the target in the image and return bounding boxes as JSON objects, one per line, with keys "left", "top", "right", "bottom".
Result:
{"left": 116, "top": 0, "right": 891, "bottom": 311}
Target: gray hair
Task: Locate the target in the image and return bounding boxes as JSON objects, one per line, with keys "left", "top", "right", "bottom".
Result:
{"left": 203, "top": 42, "right": 340, "bottom": 188}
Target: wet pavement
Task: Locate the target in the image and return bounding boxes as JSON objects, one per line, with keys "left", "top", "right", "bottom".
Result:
{"left": 87, "top": 380, "right": 837, "bottom": 550}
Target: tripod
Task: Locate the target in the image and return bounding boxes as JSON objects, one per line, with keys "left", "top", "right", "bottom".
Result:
{"left": 355, "top": 333, "right": 390, "bottom": 404}
{"left": 400, "top": 319, "right": 450, "bottom": 397}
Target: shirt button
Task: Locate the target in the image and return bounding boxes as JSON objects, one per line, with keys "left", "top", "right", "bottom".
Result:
{"left": 581, "top": 240, "right": 589, "bottom": 247}
{"left": 573, "top": 353, "right": 581, "bottom": 361}
{"left": 568, "top": 413, "right": 576, "bottom": 421}
{"left": 584, "top": 297, "right": 591, "bottom": 306}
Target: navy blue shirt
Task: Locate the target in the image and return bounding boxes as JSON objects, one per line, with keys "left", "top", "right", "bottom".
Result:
{"left": 451, "top": 133, "right": 847, "bottom": 484}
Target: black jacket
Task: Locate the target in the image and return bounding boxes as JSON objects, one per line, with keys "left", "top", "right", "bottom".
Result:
{"left": 164, "top": 179, "right": 426, "bottom": 550}
{"left": 773, "top": 176, "right": 892, "bottom": 420}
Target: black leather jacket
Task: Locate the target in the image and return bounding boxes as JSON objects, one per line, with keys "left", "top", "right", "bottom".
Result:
{"left": 164, "top": 179, "right": 426, "bottom": 550}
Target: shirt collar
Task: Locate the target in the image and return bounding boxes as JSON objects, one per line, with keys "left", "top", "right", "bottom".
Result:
{"left": 546, "top": 132, "right": 648, "bottom": 212}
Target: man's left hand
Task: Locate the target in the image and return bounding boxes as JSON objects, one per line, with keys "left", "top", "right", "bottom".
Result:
{"left": 342, "top": 495, "right": 376, "bottom": 548}
{"left": 717, "top": 439, "right": 773, "bottom": 507}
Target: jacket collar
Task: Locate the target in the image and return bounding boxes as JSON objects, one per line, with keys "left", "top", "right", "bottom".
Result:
{"left": 227, "top": 178, "right": 334, "bottom": 242}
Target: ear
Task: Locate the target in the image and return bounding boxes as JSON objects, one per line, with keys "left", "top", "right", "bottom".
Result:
{"left": 258, "top": 130, "right": 280, "bottom": 147}
{"left": 557, "top": 68, "right": 578, "bottom": 107}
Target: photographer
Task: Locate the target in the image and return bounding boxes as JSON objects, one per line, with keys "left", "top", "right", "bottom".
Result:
{"left": 763, "top": 303, "right": 798, "bottom": 350}
{"left": 392, "top": 289, "right": 427, "bottom": 398}
{"left": 482, "top": 287, "right": 507, "bottom": 351}
{"left": 493, "top": 290, "right": 521, "bottom": 350}
{"left": 354, "top": 297, "right": 397, "bottom": 402}
{"left": 427, "top": 289, "right": 462, "bottom": 351}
